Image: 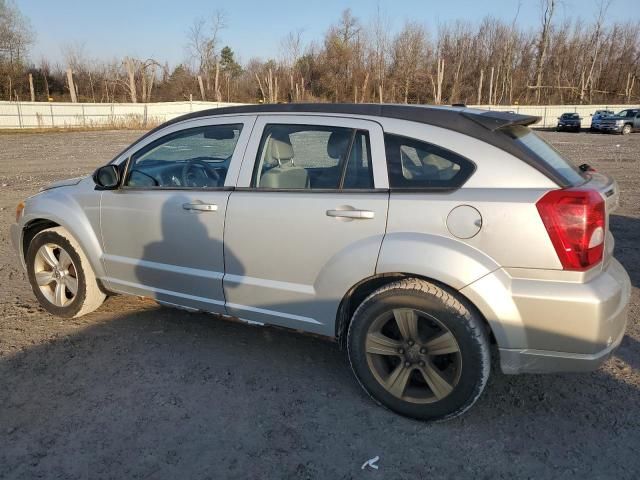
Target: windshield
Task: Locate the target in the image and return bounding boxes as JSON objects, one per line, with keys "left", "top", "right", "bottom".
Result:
{"left": 503, "top": 126, "right": 584, "bottom": 186}
{"left": 561, "top": 113, "right": 578, "bottom": 119}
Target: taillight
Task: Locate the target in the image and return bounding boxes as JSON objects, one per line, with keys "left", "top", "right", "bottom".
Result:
{"left": 536, "top": 188, "right": 605, "bottom": 271}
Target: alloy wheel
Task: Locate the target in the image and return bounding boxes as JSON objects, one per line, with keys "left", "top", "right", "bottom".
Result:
{"left": 365, "top": 308, "right": 462, "bottom": 403}
{"left": 33, "top": 243, "right": 78, "bottom": 307}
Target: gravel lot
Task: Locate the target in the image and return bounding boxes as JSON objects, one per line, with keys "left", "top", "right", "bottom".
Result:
{"left": 0, "top": 129, "right": 639, "bottom": 479}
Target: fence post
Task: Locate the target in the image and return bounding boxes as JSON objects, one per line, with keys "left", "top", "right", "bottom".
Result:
{"left": 111, "top": 103, "right": 115, "bottom": 126}
{"left": 81, "top": 104, "right": 86, "bottom": 127}
{"left": 143, "top": 104, "right": 148, "bottom": 128}
{"left": 543, "top": 106, "right": 547, "bottom": 128}
{"left": 50, "top": 103, "right": 55, "bottom": 127}
{"left": 16, "top": 100, "right": 23, "bottom": 128}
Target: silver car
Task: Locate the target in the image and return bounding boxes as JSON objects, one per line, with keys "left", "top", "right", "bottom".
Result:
{"left": 10, "top": 104, "right": 631, "bottom": 421}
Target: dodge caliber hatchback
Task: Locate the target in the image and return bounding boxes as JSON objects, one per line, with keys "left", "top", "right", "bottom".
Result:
{"left": 11, "top": 104, "right": 631, "bottom": 421}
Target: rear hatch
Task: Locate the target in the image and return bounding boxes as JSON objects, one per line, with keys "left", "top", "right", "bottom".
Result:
{"left": 500, "top": 125, "right": 618, "bottom": 271}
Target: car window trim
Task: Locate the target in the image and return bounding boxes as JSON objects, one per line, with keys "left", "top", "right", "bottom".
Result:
{"left": 337, "top": 129, "right": 358, "bottom": 189}
{"left": 234, "top": 187, "right": 388, "bottom": 194}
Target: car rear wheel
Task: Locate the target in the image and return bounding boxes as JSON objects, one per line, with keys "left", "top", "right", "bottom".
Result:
{"left": 26, "top": 227, "right": 106, "bottom": 318}
{"left": 347, "top": 278, "right": 490, "bottom": 421}
{"left": 622, "top": 124, "right": 632, "bottom": 135}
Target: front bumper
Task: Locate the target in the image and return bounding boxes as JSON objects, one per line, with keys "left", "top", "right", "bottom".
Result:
{"left": 461, "top": 258, "right": 631, "bottom": 374}
{"left": 600, "top": 124, "right": 623, "bottom": 132}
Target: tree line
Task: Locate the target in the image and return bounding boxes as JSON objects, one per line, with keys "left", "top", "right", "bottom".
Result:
{"left": 1, "top": 0, "right": 639, "bottom": 105}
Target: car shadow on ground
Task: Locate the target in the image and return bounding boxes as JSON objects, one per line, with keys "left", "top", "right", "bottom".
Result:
{"left": 1, "top": 300, "right": 639, "bottom": 479}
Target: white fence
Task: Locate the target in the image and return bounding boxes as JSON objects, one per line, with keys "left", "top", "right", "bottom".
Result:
{"left": 474, "top": 104, "right": 637, "bottom": 128}
{"left": 0, "top": 101, "right": 245, "bottom": 129}
{"left": 0, "top": 101, "right": 636, "bottom": 129}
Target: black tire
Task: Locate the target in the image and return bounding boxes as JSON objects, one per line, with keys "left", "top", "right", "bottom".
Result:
{"left": 26, "top": 227, "right": 105, "bottom": 318}
{"left": 347, "top": 278, "right": 490, "bottom": 421}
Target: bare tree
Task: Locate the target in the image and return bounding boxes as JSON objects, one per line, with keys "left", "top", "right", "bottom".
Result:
{"left": 533, "top": 0, "right": 556, "bottom": 103}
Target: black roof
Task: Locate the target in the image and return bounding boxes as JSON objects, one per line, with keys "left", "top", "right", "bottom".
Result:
{"left": 162, "top": 103, "right": 540, "bottom": 133}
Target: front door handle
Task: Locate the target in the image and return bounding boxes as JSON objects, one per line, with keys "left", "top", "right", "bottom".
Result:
{"left": 183, "top": 203, "right": 218, "bottom": 212}
{"left": 326, "top": 208, "right": 375, "bottom": 219}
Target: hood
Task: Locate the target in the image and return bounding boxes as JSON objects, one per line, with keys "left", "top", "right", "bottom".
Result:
{"left": 40, "top": 176, "right": 86, "bottom": 192}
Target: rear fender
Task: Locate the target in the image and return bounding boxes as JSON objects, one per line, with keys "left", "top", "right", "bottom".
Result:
{"left": 376, "top": 232, "right": 499, "bottom": 290}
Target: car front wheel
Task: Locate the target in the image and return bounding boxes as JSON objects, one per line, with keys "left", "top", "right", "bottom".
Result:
{"left": 347, "top": 278, "right": 490, "bottom": 421}
{"left": 26, "top": 227, "right": 106, "bottom": 318}
{"left": 622, "top": 124, "right": 632, "bottom": 135}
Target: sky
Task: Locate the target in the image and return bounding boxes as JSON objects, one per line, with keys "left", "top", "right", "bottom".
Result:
{"left": 18, "top": 0, "right": 640, "bottom": 68}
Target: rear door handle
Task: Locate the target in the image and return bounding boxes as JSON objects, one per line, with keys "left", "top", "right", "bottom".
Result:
{"left": 326, "top": 209, "right": 375, "bottom": 219}
{"left": 183, "top": 203, "right": 218, "bottom": 212}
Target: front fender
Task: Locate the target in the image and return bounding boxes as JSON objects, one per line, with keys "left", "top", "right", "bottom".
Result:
{"left": 20, "top": 179, "right": 105, "bottom": 279}
{"left": 376, "top": 232, "right": 499, "bottom": 290}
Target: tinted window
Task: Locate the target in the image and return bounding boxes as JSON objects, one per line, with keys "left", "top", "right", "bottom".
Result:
{"left": 617, "top": 110, "right": 637, "bottom": 118}
{"left": 503, "top": 126, "right": 584, "bottom": 186}
{"left": 252, "top": 124, "right": 372, "bottom": 189}
{"left": 384, "top": 134, "right": 475, "bottom": 189}
{"left": 126, "top": 124, "right": 242, "bottom": 188}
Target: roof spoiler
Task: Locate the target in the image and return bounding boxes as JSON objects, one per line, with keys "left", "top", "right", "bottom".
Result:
{"left": 462, "top": 111, "right": 541, "bottom": 131}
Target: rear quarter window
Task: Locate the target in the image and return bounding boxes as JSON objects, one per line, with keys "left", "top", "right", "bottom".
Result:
{"left": 384, "top": 134, "right": 475, "bottom": 190}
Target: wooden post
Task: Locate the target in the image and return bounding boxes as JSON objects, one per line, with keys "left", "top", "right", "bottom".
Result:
{"left": 28, "top": 74, "right": 35, "bottom": 102}
{"left": 214, "top": 63, "right": 221, "bottom": 102}
{"left": 124, "top": 58, "right": 137, "bottom": 103}
{"left": 198, "top": 75, "right": 206, "bottom": 101}
{"left": 477, "top": 69, "right": 484, "bottom": 105}
{"left": 66, "top": 68, "right": 78, "bottom": 103}
{"left": 488, "top": 67, "right": 494, "bottom": 106}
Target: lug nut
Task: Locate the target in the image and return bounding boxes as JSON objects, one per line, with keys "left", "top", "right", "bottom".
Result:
{"left": 398, "top": 348, "right": 405, "bottom": 354}
{"left": 404, "top": 361, "right": 411, "bottom": 367}
{"left": 420, "top": 347, "right": 427, "bottom": 354}
{"left": 419, "top": 361, "right": 425, "bottom": 367}
{"left": 408, "top": 340, "right": 414, "bottom": 346}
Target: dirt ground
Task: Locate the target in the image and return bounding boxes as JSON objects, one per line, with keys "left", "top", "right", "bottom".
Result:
{"left": 0, "top": 129, "right": 639, "bottom": 479}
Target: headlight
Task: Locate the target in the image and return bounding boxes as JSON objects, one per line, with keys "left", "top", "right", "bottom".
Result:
{"left": 616, "top": 119, "right": 624, "bottom": 125}
{"left": 15, "top": 201, "right": 25, "bottom": 223}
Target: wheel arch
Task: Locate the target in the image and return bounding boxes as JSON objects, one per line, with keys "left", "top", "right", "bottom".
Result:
{"left": 21, "top": 209, "right": 106, "bottom": 281}
{"left": 335, "top": 272, "right": 495, "bottom": 350}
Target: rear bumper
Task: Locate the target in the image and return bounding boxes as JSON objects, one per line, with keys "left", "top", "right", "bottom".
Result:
{"left": 498, "top": 325, "right": 626, "bottom": 374}
{"left": 461, "top": 258, "right": 631, "bottom": 374}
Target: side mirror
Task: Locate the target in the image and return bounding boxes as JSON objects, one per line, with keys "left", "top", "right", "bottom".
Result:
{"left": 93, "top": 165, "right": 120, "bottom": 189}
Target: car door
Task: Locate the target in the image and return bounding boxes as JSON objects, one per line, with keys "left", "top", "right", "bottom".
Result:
{"left": 100, "top": 115, "right": 255, "bottom": 314}
{"left": 223, "top": 115, "right": 389, "bottom": 336}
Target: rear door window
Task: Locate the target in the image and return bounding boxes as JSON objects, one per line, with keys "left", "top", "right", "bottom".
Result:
{"left": 252, "top": 124, "right": 373, "bottom": 190}
{"left": 384, "top": 134, "right": 475, "bottom": 189}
